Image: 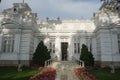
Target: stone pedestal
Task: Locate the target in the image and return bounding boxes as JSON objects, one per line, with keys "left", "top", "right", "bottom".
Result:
{"left": 17, "top": 64, "right": 22, "bottom": 71}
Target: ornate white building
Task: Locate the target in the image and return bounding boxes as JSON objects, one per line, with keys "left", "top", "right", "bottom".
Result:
{"left": 0, "top": 1, "right": 120, "bottom": 67}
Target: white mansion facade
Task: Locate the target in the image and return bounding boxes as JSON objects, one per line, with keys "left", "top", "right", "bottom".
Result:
{"left": 0, "top": 2, "right": 120, "bottom": 67}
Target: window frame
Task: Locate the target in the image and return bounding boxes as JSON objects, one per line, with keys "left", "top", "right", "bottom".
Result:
{"left": 2, "top": 34, "right": 15, "bottom": 53}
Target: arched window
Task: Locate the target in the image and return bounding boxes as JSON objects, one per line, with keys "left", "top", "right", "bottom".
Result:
{"left": 2, "top": 34, "right": 14, "bottom": 53}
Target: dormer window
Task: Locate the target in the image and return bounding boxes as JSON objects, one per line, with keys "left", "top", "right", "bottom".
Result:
{"left": 116, "top": 7, "right": 119, "bottom": 10}
{"left": 13, "top": 8, "right": 17, "bottom": 12}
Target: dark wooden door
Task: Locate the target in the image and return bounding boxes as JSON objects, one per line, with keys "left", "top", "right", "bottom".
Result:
{"left": 61, "top": 42, "right": 68, "bottom": 61}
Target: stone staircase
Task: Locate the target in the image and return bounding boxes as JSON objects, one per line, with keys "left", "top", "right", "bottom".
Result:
{"left": 50, "top": 61, "right": 81, "bottom": 80}
{"left": 51, "top": 61, "right": 79, "bottom": 69}
{"left": 45, "top": 57, "right": 84, "bottom": 80}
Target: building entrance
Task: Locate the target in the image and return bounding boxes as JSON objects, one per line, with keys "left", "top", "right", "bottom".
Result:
{"left": 61, "top": 42, "right": 68, "bottom": 61}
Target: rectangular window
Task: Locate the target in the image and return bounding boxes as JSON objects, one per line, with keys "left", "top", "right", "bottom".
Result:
{"left": 78, "top": 43, "right": 80, "bottom": 53}
{"left": 74, "top": 43, "right": 76, "bottom": 54}
{"left": 49, "top": 42, "right": 52, "bottom": 52}
{"left": 118, "top": 34, "right": 120, "bottom": 53}
{"left": 53, "top": 43, "right": 55, "bottom": 53}
{"left": 11, "top": 40, "right": 14, "bottom": 52}
{"left": 74, "top": 43, "right": 80, "bottom": 54}
{"left": 3, "top": 40, "right": 7, "bottom": 52}
{"left": 2, "top": 34, "right": 14, "bottom": 53}
{"left": 49, "top": 42, "right": 55, "bottom": 53}
{"left": 118, "top": 41, "right": 120, "bottom": 53}
{"left": 90, "top": 43, "right": 92, "bottom": 52}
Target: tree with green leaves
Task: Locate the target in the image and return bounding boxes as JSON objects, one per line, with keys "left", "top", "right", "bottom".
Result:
{"left": 80, "top": 44, "right": 94, "bottom": 66}
{"left": 32, "top": 41, "right": 50, "bottom": 66}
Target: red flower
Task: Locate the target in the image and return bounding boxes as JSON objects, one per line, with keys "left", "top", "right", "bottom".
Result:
{"left": 29, "top": 67, "right": 56, "bottom": 80}
{"left": 74, "top": 68, "right": 96, "bottom": 80}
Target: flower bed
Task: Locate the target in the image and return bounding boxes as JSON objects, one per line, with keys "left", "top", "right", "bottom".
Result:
{"left": 29, "top": 67, "right": 56, "bottom": 80}
{"left": 74, "top": 68, "right": 96, "bottom": 80}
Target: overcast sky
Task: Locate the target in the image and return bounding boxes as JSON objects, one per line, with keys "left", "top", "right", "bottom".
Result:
{"left": 0, "top": 0, "right": 102, "bottom": 20}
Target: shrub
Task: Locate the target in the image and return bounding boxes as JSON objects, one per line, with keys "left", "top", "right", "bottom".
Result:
{"left": 80, "top": 44, "right": 94, "bottom": 66}
{"left": 32, "top": 41, "right": 51, "bottom": 66}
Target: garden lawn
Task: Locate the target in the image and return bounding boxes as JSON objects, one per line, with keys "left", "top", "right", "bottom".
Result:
{"left": 0, "top": 67, "right": 40, "bottom": 80}
{"left": 89, "top": 68, "right": 120, "bottom": 80}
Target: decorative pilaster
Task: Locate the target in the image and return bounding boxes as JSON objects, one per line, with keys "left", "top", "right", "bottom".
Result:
{"left": 68, "top": 35, "right": 73, "bottom": 61}
{"left": 0, "top": 34, "right": 3, "bottom": 52}
{"left": 14, "top": 30, "right": 21, "bottom": 54}
{"left": 55, "top": 36, "right": 61, "bottom": 61}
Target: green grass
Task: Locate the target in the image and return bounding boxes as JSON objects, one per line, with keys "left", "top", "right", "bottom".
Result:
{"left": 1, "top": 67, "right": 120, "bottom": 80}
{"left": 0, "top": 67, "right": 40, "bottom": 80}
{"left": 89, "top": 68, "right": 120, "bottom": 80}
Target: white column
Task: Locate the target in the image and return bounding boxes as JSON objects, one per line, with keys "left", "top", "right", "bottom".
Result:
{"left": 55, "top": 36, "right": 61, "bottom": 61}
{"left": 68, "top": 35, "right": 73, "bottom": 60}
{"left": 0, "top": 34, "right": 3, "bottom": 52}
{"left": 44, "top": 36, "right": 50, "bottom": 49}
{"left": 14, "top": 33, "right": 21, "bottom": 58}
{"left": 13, "top": 30, "right": 22, "bottom": 62}
{"left": 111, "top": 32, "right": 120, "bottom": 61}
{"left": 111, "top": 33, "right": 118, "bottom": 54}
{"left": 92, "top": 37, "right": 98, "bottom": 61}
{"left": 87, "top": 38, "right": 92, "bottom": 52}
{"left": 34, "top": 37, "right": 38, "bottom": 52}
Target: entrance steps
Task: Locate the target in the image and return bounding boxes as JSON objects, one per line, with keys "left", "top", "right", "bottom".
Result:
{"left": 50, "top": 61, "right": 80, "bottom": 69}
{"left": 45, "top": 58, "right": 84, "bottom": 80}
{"left": 50, "top": 61, "right": 80, "bottom": 80}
